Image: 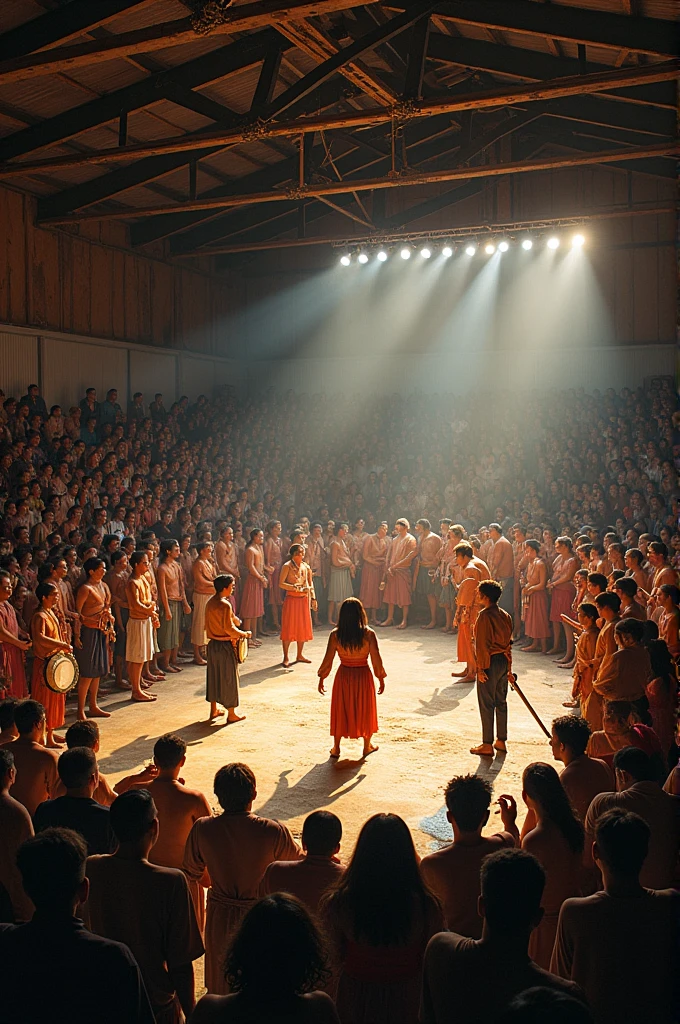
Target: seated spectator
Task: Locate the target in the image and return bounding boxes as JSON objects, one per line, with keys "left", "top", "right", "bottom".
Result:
{"left": 500, "top": 987, "right": 594, "bottom": 1024}
{"left": 520, "top": 764, "right": 584, "bottom": 969}
{"left": 0, "top": 696, "right": 19, "bottom": 744}
{"left": 0, "top": 827, "right": 155, "bottom": 1024}
{"left": 0, "top": 747, "right": 34, "bottom": 923}
{"left": 192, "top": 893, "right": 339, "bottom": 1023}
{"left": 584, "top": 747, "right": 679, "bottom": 889}
{"left": 87, "top": 790, "right": 204, "bottom": 1023}
{"left": 183, "top": 762, "right": 300, "bottom": 994}
{"left": 587, "top": 700, "right": 664, "bottom": 770}
{"left": 592, "top": 617, "right": 652, "bottom": 721}
{"left": 552, "top": 810, "right": 679, "bottom": 1024}
{"left": 321, "top": 813, "right": 442, "bottom": 1024}
{"left": 420, "top": 775, "right": 518, "bottom": 938}
{"left": 420, "top": 849, "right": 584, "bottom": 1024}
{"left": 34, "top": 747, "right": 116, "bottom": 855}
{"left": 0, "top": 699, "right": 58, "bottom": 815}
{"left": 549, "top": 716, "right": 614, "bottom": 820}
{"left": 51, "top": 720, "right": 158, "bottom": 806}
{"left": 645, "top": 638, "right": 678, "bottom": 757}
{"left": 263, "top": 810, "right": 345, "bottom": 915}
{"left": 143, "top": 732, "right": 212, "bottom": 929}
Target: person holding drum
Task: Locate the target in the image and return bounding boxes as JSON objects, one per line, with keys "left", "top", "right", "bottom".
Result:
{"left": 204, "top": 574, "right": 250, "bottom": 724}
{"left": 30, "top": 581, "right": 74, "bottom": 747}
{"left": 74, "top": 557, "right": 115, "bottom": 721}
{"left": 279, "top": 544, "right": 315, "bottom": 668}
{"left": 125, "top": 551, "right": 160, "bottom": 705}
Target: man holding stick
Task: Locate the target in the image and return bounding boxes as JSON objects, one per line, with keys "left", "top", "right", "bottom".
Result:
{"left": 471, "top": 580, "right": 513, "bottom": 757}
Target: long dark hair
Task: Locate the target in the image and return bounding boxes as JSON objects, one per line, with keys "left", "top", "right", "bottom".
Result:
{"left": 523, "top": 763, "right": 584, "bottom": 854}
{"left": 336, "top": 597, "right": 368, "bottom": 651}
{"left": 321, "top": 813, "right": 439, "bottom": 946}
{"left": 646, "top": 638, "right": 674, "bottom": 696}
{"left": 224, "top": 894, "right": 329, "bottom": 996}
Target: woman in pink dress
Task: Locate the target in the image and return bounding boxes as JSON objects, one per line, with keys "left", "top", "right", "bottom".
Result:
{"left": 321, "top": 813, "right": 442, "bottom": 1024}
{"left": 547, "top": 536, "right": 578, "bottom": 662}
{"left": 520, "top": 540, "right": 550, "bottom": 653}
{"left": 279, "top": 544, "right": 314, "bottom": 669}
{"left": 318, "top": 598, "right": 386, "bottom": 760}
{"left": 264, "top": 520, "right": 284, "bottom": 631}
{"left": 0, "top": 572, "right": 29, "bottom": 699}
{"left": 645, "top": 639, "right": 678, "bottom": 759}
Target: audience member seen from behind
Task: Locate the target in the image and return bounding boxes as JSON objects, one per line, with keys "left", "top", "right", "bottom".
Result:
{"left": 420, "top": 849, "right": 584, "bottom": 1024}
{"left": 263, "top": 810, "right": 344, "bottom": 915}
{"left": 0, "top": 747, "right": 34, "bottom": 923}
{"left": 420, "top": 775, "right": 518, "bottom": 938}
{"left": 499, "top": 987, "right": 594, "bottom": 1024}
{"left": 548, "top": 716, "right": 614, "bottom": 821}
{"left": 552, "top": 810, "right": 679, "bottom": 1024}
{"left": 33, "top": 746, "right": 116, "bottom": 856}
{"left": 191, "top": 893, "right": 340, "bottom": 1024}
{"left": 0, "top": 699, "right": 58, "bottom": 815}
{"left": 0, "top": 827, "right": 155, "bottom": 1024}
{"left": 321, "top": 812, "right": 442, "bottom": 1024}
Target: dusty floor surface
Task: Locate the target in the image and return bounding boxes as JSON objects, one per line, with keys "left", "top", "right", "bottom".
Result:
{"left": 71, "top": 626, "right": 574, "bottom": 854}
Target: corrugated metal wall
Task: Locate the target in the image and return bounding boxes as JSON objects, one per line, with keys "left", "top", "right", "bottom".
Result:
{"left": 42, "top": 337, "right": 128, "bottom": 412}
{"left": 0, "top": 331, "right": 38, "bottom": 398}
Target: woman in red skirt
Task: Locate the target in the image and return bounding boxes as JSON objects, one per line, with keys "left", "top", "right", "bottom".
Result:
{"left": 318, "top": 597, "right": 386, "bottom": 760}
{"left": 30, "top": 581, "right": 73, "bottom": 747}
{"left": 279, "top": 544, "right": 315, "bottom": 668}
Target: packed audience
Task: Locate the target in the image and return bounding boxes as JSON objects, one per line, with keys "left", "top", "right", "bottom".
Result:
{"left": 0, "top": 378, "right": 678, "bottom": 1022}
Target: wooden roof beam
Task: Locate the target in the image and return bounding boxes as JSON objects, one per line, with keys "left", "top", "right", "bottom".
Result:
{"left": 386, "top": 0, "right": 679, "bottom": 57}
{"left": 40, "top": 143, "right": 677, "bottom": 223}
{"left": 13, "top": 58, "right": 678, "bottom": 181}
{"left": 0, "top": 0, "right": 158, "bottom": 59}
{"left": 0, "top": 0, "right": 383, "bottom": 86}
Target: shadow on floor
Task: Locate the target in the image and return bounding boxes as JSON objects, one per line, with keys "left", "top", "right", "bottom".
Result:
{"left": 97, "top": 718, "right": 228, "bottom": 774}
{"left": 414, "top": 679, "right": 475, "bottom": 716}
{"left": 254, "top": 760, "right": 366, "bottom": 823}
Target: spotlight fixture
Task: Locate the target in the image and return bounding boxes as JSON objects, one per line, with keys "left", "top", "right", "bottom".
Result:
{"left": 442, "top": 245, "right": 453, "bottom": 258}
{"left": 465, "top": 244, "right": 476, "bottom": 257}
{"left": 376, "top": 249, "right": 388, "bottom": 261}
{"left": 484, "top": 243, "right": 496, "bottom": 255}
{"left": 420, "top": 247, "right": 431, "bottom": 259}
{"left": 521, "top": 238, "right": 533, "bottom": 250}
{"left": 340, "top": 254, "right": 351, "bottom": 266}
{"left": 357, "top": 252, "right": 369, "bottom": 264}
{"left": 400, "top": 247, "right": 411, "bottom": 260}
{"left": 547, "top": 236, "right": 560, "bottom": 249}
{"left": 498, "top": 241, "right": 509, "bottom": 253}
{"left": 571, "top": 233, "right": 585, "bottom": 248}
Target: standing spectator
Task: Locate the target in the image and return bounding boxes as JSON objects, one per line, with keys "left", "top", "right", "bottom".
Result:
{"left": 79, "top": 388, "right": 100, "bottom": 426}
{"left": 33, "top": 747, "right": 116, "bottom": 856}
{"left": 0, "top": 700, "right": 58, "bottom": 815}
{"left": 128, "top": 392, "right": 146, "bottom": 422}
{"left": 548, "top": 716, "right": 614, "bottom": 820}
{"left": 19, "top": 385, "right": 47, "bottom": 421}
{"left": 0, "top": 747, "right": 34, "bottom": 923}
{"left": 99, "top": 388, "right": 122, "bottom": 431}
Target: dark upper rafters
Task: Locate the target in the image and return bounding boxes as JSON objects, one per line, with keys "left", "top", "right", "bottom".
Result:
{"left": 386, "top": 0, "right": 679, "bottom": 57}
{"left": 0, "top": 0, "right": 158, "bottom": 59}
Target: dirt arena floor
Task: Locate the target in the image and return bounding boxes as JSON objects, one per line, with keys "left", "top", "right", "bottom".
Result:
{"left": 76, "top": 626, "right": 574, "bottom": 854}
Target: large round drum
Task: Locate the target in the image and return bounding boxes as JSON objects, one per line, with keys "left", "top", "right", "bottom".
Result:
{"left": 44, "top": 651, "right": 80, "bottom": 693}
{"left": 234, "top": 637, "right": 248, "bottom": 664}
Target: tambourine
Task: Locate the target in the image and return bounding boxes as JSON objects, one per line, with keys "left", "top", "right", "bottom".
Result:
{"left": 234, "top": 637, "right": 249, "bottom": 664}
{"left": 44, "top": 651, "right": 80, "bottom": 694}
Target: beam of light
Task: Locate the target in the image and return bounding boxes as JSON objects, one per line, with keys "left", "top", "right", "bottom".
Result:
{"left": 547, "top": 236, "right": 560, "bottom": 249}
{"left": 571, "top": 233, "right": 585, "bottom": 248}
{"left": 465, "top": 244, "right": 476, "bottom": 257}
{"left": 498, "top": 241, "right": 509, "bottom": 253}
{"left": 485, "top": 243, "right": 495, "bottom": 255}
{"left": 376, "top": 250, "right": 388, "bottom": 261}
{"left": 420, "top": 246, "right": 431, "bottom": 259}
{"left": 340, "top": 254, "right": 351, "bottom": 266}
{"left": 442, "top": 245, "right": 453, "bottom": 258}
{"left": 521, "top": 238, "right": 533, "bottom": 250}
{"left": 400, "top": 247, "right": 411, "bottom": 260}
{"left": 357, "top": 252, "right": 369, "bottom": 264}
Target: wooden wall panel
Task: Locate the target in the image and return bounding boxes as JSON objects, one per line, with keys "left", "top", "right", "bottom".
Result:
{"left": 27, "top": 220, "right": 60, "bottom": 330}
{"left": 0, "top": 188, "right": 27, "bottom": 325}
{"left": 111, "top": 250, "right": 126, "bottom": 340}
{"left": 70, "top": 237, "right": 92, "bottom": 336}
{"left": 151, "top": 262, "right": 174, "bottom": 347}
{"left": 90, "top": 245, "right": 113, "bottom": 339}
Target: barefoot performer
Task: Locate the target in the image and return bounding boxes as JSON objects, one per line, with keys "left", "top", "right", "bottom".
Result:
{"left": 380, "top": 518, "right": 417, "bottom": 629}
{"left": 413, "top": 519, "right": 443, "bottom": 630}
{"left": 279, "top": 544, "right": 314, "bottom": 668}
{"left": 451, "top": 542, "right": 482, "bottom": 682}
{"left": 205, "top": 575, "right": 250, "bottom": 723}
{"left": 470, "top": 579, "right": 513, "bottom": 757}
{"left": 30, "top": 582, "right": 72, "bottom": 747}
{"left": 359, "top": 522, "right": 390, "bottom": 625}
{"left": 318, "top": 597, "right": 386, "bottom": 760}
{"left": 125, "top": 551, "right": 160, "bottom": 705}
{"left": 74, "top": 557, "right": 115, "bottom": 721}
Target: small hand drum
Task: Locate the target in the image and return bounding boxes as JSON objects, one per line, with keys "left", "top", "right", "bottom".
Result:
{"left": 234, "top": 637, "right": 248, "bottom": 664}
{"left": 44, "top": 651, "right": 80, "bottom": 694}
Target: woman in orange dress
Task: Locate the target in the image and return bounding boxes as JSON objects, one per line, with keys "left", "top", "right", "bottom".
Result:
{"left": 318, "top": 597, "right": 386, "bottom": 760}
{"left": 279, "top": 544, "right": 314, "bottom": 669}
{"left": 30, "top": 581, "right": 73, "bottom": 747}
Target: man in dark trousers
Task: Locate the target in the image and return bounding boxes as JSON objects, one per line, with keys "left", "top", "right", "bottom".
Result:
{"left": 471, "top": 580, "right": 513, "bottom": 757}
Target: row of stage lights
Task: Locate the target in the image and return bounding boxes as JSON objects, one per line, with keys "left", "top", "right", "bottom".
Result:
{"left": 339, "top": 233, "right": 586, "bottom": 266}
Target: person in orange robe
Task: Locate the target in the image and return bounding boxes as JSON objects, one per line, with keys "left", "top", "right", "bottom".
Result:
{"left": 565, "top": 602, "right": 599, "bottom": 709}
{"left": 451, "top": 542, "right": 482, "bottom": 683}
{"left": 582, "top": 592, "right": 620, "bottom": 732}
{"left": 521, "top": 540, "right": 551, "bottom": 653}
{"left": 656, "top": 583, "right": 680, "bottom": 658}
{"left": 0, "top": 572, "right": 29, "bottom": 700}
{"left": 30, "top": 581, "right": 73, "bottom": 748}
{"left": 279, "top": 544, "right": 314, "bottom": 668}
{"left": 318, "top": 597, "right": 386, "bottom": 760}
